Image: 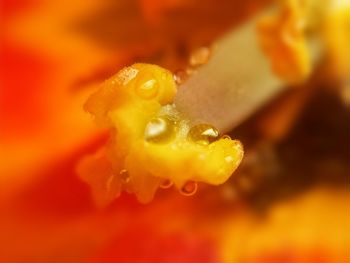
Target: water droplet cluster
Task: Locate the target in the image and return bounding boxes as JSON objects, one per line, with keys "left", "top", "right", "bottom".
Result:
{"left": 80, "top": 63, "right": 244, "bottom": 205}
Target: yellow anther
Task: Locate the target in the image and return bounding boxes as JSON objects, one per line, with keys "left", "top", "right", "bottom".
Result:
{"left": 79, "top": 63, "right": 244, "bottom": 205}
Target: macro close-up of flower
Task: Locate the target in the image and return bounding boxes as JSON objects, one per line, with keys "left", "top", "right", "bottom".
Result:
{"left": 1, "top": 0, "right": 350, "bottom": 262}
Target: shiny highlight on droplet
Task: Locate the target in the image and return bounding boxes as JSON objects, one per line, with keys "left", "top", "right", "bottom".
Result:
{"left": 188, "top": 124, "right": 219, "bottom": 145}
{"left": 144, "top": 117, "right": 175, "bottom": 143}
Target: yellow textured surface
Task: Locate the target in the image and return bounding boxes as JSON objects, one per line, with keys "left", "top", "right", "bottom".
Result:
{"left": 78, "top": 63, "right": 244, "bottom": 204}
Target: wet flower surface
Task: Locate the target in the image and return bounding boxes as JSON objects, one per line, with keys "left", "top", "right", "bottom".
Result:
{"left": 79, "top": 63, "right": 243, "bottom": 204}
{"left": 1, "top": 0, "right": 350, "bottom": 262}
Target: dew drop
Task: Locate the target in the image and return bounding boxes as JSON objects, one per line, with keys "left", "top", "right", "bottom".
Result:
{"left": 173, "top": 68, "right": 197, "bottom": 85}
{"left": 188, "top": 124, "right": 219, "bottom": 145}
{"left": 160, "top": 179, "right": 173, "bottom": 189}
{"left": 144, "top": 117, "right": 175, "bottom": 143}
{"left": 189, "top": 47, "right": 211, "bottom": 67}
{"left": 119, "top": 169, "right": 130, "bottom": 183}
{"left": 173, "top": 70, "right": 189, "bottom": 85}
{"left": 180, "top": 181, "right": 198, "bottom": 196}
{"left": 221, "top": 135, "right": 231, "bottom": 140}
{"left": 136, "top": 78, "right": 158, "bottom": 99}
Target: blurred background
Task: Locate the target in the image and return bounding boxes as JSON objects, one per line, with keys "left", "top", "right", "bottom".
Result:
{"left": 1, "top": 0, "right": 349, "bottom": 262}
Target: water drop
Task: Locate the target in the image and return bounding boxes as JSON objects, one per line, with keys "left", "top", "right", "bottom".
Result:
{"left": 136, "top": 78, "right": 158, "bottom": 99}
{"left": 160, "top": 179, "right": 173, "bottom": 189}
{"left": 189, "top": 47, "right": 211, "bottom": 67}
{"left": 173, "top": 68, "right": 197, "bottom": 85}
{"left": 144, "top": 117, "right": 175, "bottom": 143}
{"left": 119, "top": 169, "right": 130, "bottom": 183}
{"left": 180, "top": 181, "right": 198, "bottom": 196}
{"left": 221, "top": 135, "right": 231, "bottom": 140}
{"left": 173, "top": 70, "right": 188, "bottom": 85}
{"left": 188, "top": 124, "right": 219, "bottom": 145}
